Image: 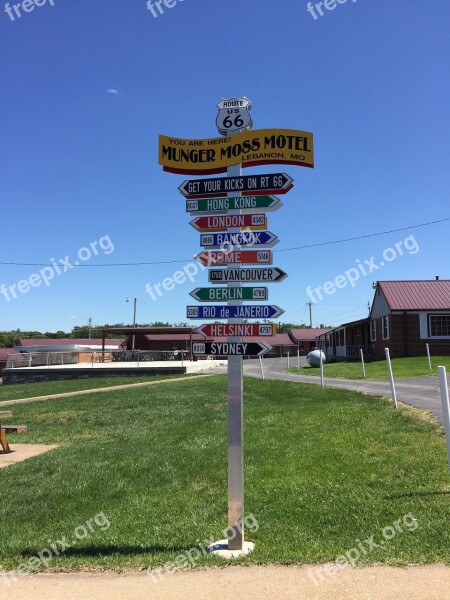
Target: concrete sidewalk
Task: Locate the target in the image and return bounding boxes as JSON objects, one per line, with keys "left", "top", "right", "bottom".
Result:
{"left": 0, "top": 444, "right": 59, "bottom": 468}
{"left": 2, "top": 565, "right": 450, "bottom": 600}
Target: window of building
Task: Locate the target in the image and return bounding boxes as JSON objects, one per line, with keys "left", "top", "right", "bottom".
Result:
{"left": 370, "top": 320, "right": 376, "bottom": 342}
{"left": 429, "top": 314, "right": 450, "bottom": 337}
{"left": 382, "top": 316, "right": 389, "bottom": 340}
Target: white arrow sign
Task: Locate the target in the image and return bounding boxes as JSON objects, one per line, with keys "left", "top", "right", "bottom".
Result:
{"left": 192, "top": 341, "right": 273, "bottom": 357}
{"left": 208, "top": 267, "right": 288, "bottom": 284}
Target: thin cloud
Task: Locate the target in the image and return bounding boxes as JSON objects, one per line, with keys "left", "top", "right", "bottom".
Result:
{"left": 107, "top": 89, "right": 119, "bottom": 95}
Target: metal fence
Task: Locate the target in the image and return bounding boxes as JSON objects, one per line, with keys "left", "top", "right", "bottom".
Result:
{"left": 111, "top": 350, "right": 189, "bottom": 362}
{"left": 7, "top": 352, "right": 78, "bottom": 368}
{"left": 346, "top": 345, "right": 374, "bottom": 359}
{"left": 318, "top": 344, "right": 374, "bottom": 362}
{"left": 5, "top": 350, "right": 202, "bottom": 369}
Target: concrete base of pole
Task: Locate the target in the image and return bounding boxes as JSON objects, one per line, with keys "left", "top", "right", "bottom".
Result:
{"left": 207, "top": 539, "right": 255, "bottom": 558}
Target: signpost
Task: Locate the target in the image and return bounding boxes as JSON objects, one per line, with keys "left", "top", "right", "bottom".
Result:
{"left": 186, "top": 195, "right": 282, "bottom": 214}
{"left": 186, "top": 304, "right": 285, "bottom": 320}
{"left": 224, "top": 161, "right": 246, "bottom": 555}
{"left": 190, "top": 287, "right": 268, "bottom": 302}
{"left": 209, "top": 267, "right": 287, "bottom": 284}
{"left": 195, "top": 250, "right": 273, "bottom": 266}
{"left": 190, "top": 213, "right": 267, "bottom": 232}
{"left": 178, "top": 173, "right": 294, "bottom": 199}
{"left": 159, "top": 96, "right": 313, "bottom": 557}
{"left": 197, "top": 323, "right": 276, "bottom": 338}
{"left": 200, "top": 231, "right": 278, "bottom": 248}
{"left": 192, "top": 341, "right": 272, "bottom": 357}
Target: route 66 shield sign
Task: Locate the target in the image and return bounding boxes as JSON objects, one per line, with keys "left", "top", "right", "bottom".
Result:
{"left": 216, "top": 97, "right": 253, "bottom": 136}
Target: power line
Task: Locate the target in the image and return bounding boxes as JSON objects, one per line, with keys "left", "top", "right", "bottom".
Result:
{"left": 274, "top": 216, "right": 450, "bottom": 253}
{"left": 1, "top": 216, "right": 448, "bottom": 267}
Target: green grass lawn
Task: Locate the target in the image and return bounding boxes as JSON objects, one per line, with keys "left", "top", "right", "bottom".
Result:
{"left": 288, "top": 356, "right": 450, "bottom": 380}
{"left": 0, "top": 374, "right": 197, "bottom": 403}
{"left": 0, "top": 375, "right": 449, "bottom": 573}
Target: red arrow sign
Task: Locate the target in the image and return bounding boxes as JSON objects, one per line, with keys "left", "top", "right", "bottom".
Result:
{"left": 198, "top": 323, "right": 276, "bottom": 337}
{"left": 195, "top": 250, "right": 273, "bottom": 266}
{"left": 190, "top": 213, "right": 267, "bottom": 232}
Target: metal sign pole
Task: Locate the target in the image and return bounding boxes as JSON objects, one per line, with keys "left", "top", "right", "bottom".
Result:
{"left": 227, "top": 162, "right": 244, "bottom": 551}
{"left": 259, "top": 356, "right": 265, "bottom": 380}
{"left": 320, "top": 351, "right": 324, "bottom": 389}
{"left": 360, "top": 348, "right": 366, "bottom": 378}
{"left": 438, "top": 366, "right": 450, "bottom": 474}
{"left": 385, "top": 348, "right": 398, "bottom": 409}
{"left": 426, "top": 343, "right": 432, "bottom": 374}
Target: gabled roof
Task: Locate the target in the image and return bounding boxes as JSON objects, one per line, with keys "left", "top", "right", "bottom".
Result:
{"left": 255, "top": 333, "right": 296, "bottom": 346}
{"left": 377, "top": 280, "right": 450, "bottom": 311}
{"left": 0, "top": 348, "right": 19, "bottom": 361}
{"left": 144, "top": 333, "right": 205, "bottom": 342}
{"left": 289, "top": 328, "right": 332, "bottom": 343}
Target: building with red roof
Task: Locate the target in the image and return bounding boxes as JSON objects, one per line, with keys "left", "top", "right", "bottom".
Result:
{"left": 369, "top": 279, "right": 450, "bottom": 358}
{"left": 0, "top": 348, "right": 19, "bottom": 374}
{"left": 316, "top": 318, "right": 372, "bottom": 361}
{"left": 316, "top": 279, "right": 450, "bottom": 361}
{"left": 289, "top": 328, "right": 332, "bottom": 355}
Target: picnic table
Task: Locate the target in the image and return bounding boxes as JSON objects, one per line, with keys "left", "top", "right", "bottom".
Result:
{"left": 0, "top": 411, "right": 27, "bottom": 454}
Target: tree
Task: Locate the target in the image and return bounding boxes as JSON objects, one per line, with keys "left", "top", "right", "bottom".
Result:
{"left": 0, "top": 330, "right": 46, "bottom": 348}
{"left": 276, "top": 323, "right": 308, "bottom": 333}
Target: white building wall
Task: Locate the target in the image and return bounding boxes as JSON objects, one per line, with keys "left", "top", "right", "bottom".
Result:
{"left": 419, "top": 312, "right": 428, "bottom": 339}
{"left": 370, "top": 288, "right": 391, "bottom": 319}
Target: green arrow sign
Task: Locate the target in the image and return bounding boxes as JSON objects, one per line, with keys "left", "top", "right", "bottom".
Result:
{"left": 186, "top": 195, "right": 282, "bottom": 214}
{"left": 190, "top": 287, "right": 268, "bottom": 302}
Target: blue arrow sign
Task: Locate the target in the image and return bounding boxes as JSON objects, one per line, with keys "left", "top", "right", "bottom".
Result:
{"left": 200, "top": 231, "right": 279, "bottom": 249}
{"left": 186, "top": 305, "right": 285, "bottom": 320}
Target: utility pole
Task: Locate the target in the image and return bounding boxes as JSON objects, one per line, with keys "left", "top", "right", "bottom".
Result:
{"left": 307, "top": 302, "right": 313, "bottom": 328}
{"left": 87, "top": 318, "right": 93, "bottom": 339}
{"left": 126, "top": 298, "right": 138, "bottom": 351}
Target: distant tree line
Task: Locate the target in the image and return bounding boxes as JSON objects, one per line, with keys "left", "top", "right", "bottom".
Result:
{"left": 0, "top": 322, "right": 186, "bottom": 348}
{"left": 275, "top": 323, "right": 332, "bottom": 333}
{"left": 0, "top": 321, "right": 332, "bottom": 348}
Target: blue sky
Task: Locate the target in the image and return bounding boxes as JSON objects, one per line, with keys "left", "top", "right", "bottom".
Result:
{"left": 0, "top": 0, "right": 449, "bottom": 332}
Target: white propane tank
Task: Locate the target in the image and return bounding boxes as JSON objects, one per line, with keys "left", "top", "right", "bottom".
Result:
{"left": 307, "top": 350, "right": 326, "bottom": 367}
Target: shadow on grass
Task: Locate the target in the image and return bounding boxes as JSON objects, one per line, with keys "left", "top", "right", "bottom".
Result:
{"left": 385, "top": 490, "right": 450, "bottom": 500}
{"left": 19, "top": 544, "right": 197, "bottom": 559}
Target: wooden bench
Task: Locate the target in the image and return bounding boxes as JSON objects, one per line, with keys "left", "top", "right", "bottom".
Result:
{"left": 0, "top": 411, "right": 27, "bottom": 454}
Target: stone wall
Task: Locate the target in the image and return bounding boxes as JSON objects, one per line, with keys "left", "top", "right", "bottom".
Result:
{"left": 2, "top": 366, "right": 186, "bottom": 385}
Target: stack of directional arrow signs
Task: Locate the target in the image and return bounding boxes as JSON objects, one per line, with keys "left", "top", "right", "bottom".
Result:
{"left": 181, "top": 173, "right": 293, "bottom": 358}
{"left": 159, "top": 116, "right": 314, "bottom": 554}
